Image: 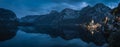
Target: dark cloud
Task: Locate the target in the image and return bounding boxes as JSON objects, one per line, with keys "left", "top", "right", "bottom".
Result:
{"left": 51, "top": 0, "right": 120, "bottom": 4}
{"left": 0, "top": 0, "right": 120, "bottom": 18}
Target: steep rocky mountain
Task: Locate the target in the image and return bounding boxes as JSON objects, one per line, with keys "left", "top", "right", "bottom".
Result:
{"left": 108, "top": 3, "right": 120, "bottom": 47}
{"left": 20, "top": 10, "right": 61, "bottom": 25}
{"left": 79, "top": 3, "right": 113, "bottom": 23}
{"left": 20, "top": 3, "right": 113, "bottom": 25}
{"left": 60, "top": 8, "right": 80, "bottom": 20}
{"left": 0, "top": 8, "right": 18, "bottom": 41}
{"left": 20, "top": 8, "right": 80, "bottom": 26}
{"left": 34, "top": 10, "right": 61, "bottom": 25}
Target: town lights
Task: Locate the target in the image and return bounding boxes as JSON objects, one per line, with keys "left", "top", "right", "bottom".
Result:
{"left": 86, "top": 20, "right": 101, "bottom": 34}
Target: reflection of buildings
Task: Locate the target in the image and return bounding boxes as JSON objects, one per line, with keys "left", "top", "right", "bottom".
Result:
{"left": 103, "top": 17, "right": 109, "bottom": 24}
{"left": 86, "top": 20, "right": 101, "bottom": 34}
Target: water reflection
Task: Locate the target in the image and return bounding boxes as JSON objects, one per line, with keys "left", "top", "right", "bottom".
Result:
{"left": 0, "top": 30, "right": 103, "bottom": 47}
{"left": 0, "top": 25, "right": 109, "bottom": 47}
{"left": 19, "top": 25, "right": 106, "bottom": 46}
{"left": 0, "top": 27, "right": 18, "bottom": 41}
{"left": 19, "top": 25, "right": 85, "bottom": 40}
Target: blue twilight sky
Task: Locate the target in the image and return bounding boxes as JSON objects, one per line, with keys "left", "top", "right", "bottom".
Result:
{"left": 0, "top": 0, "right": 120, "bottom": 18}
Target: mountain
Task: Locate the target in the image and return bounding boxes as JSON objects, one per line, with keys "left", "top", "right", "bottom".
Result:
{"left": 108, "top": 3, "right": 120, "bottom": 47}
{"left": 35, "top": 10, "right": 61, "bottom": 25}
{"left": 20, "top": 10, "right": 60, "bottom": 25}
{"left": 20, "top": 8, "right": 81, "bottom": 25}
{"left": 20, "top": 3, "right": 113, "bottom": 25}
{"left": 79, "top": 3, "right": 113, "bottom": 23}
{"left": 0, "top": 8, "right": 18, "bottom": 41}
{"left": 111, "top": 3, "right": 120, "bottom": 17}
{"left": 20, "top": 3, "right": 114, "bottom": 46}
{"left": 60, "top": 8, "right": 80, "bottom": 20}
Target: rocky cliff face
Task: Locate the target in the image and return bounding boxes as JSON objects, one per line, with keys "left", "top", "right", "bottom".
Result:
{"left": 108, "top": 3, "right": 120, "bottom": 47}
{"left": 20, "top": 3, "right": 113, "bottom": 24}
{"left": 0, "top": 8, "right": 18, "bottom": 41}
{"left": 79, "top": 3, "right": 113, "bottom": 23}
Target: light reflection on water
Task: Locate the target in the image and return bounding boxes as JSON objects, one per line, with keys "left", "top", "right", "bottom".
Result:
{"left": 0, "top": 30, "right": 107, "bottom": 47}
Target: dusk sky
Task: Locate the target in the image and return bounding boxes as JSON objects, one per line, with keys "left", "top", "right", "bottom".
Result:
{"left": 0, "top": 0, "right": 120, "bottom": 18}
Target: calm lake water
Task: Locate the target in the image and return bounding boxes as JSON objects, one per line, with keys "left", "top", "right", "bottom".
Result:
{"left": 0, "top": 29, "right": 107, "bottom": 47}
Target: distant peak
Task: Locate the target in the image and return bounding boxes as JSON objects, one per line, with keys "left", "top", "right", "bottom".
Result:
{"left": 62, "top": 8, "right": 74, "bottom": 12}
{"left": 83, "top": 5, "right": 91, "bottom": 9}
{"left": 86, "top": 5, "right": 91, "bottom": 7}
{"left": 0, "top": 8, "right": 11, "bottom": 12}
{"left": 118, "top": 3, "right": 120, "bottom": 7}
{"left": 50, "top": 10, "right": 59, "bottom": 14}
{"left": 94, "top": 3, "right": 106, "bottom": 7}
{"left": 93, "top": 3, "right": 110, "bottom": 9}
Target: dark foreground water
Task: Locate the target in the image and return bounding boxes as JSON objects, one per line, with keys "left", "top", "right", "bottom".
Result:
{"left": 0, "top": 30, "right": 108, "bottom": 47}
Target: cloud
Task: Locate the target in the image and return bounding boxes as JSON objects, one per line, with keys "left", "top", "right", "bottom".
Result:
{"left": 0, "top": 30, "right": 108, "bottom": 47}
{"left": 51, "top": 0, "right": 120, "bottom": 3}
{"left": 0, "top": 0, "right": 119, "bottom": 18}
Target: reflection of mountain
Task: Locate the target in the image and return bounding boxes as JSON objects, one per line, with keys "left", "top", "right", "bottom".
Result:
{"left": 0, "top": 30, "right": 101, "bottom": 47}
{"left": 19, "top": 3, "right": 115, "bottom": 46}
{"left": 0, "top": 8, "right": 18, "bottom": 41}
